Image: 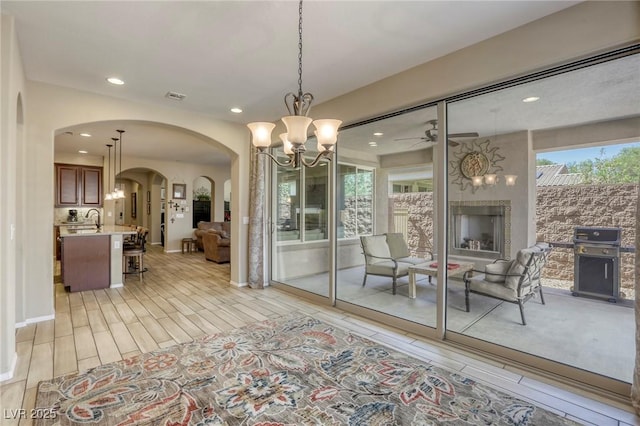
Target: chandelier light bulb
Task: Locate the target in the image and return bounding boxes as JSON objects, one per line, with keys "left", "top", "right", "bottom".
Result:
{"left": 279, "top": 133, "right": 295, "bottom": 155}
{"left": 248, "top": 122, "right": 275, "bottom": 149}
{"left": 281, "top": 116, "right": 312, "bottom": 145}
{"left": 505, "top": 175, "right": 518, "bottom": 186}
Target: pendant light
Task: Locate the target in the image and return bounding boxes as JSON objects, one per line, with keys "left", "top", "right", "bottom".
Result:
{"left": 115, "top": 129, "right": 125, "bottom": 199}
{"left": 104, "top": 143, "right": 113, "bottom": 201}
{"left": 110, "top": 137, "right": 120, "bottom": 199}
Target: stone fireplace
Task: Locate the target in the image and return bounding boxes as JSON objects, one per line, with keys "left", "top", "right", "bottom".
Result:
{"left": 449, "top": 200, "right": 511, "bottom": 260}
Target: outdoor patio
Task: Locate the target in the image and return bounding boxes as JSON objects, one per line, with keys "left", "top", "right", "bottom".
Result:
{"left": 284, "top": 265, "right": 635, "bottom": 384}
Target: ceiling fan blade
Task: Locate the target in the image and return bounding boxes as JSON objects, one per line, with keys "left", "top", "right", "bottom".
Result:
{"left": 449, "top": 132, "right": 479, "bottom": 138}
{"left": 394, "top": 137, "right": 425, "bottom": 141}
{"left": 447, "top": 139, "right": 460, "bottom": 147}
{"left": 410, "top": 140, "right": 434, "bottom": 149}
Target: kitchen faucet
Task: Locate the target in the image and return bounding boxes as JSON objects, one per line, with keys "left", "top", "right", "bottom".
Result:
{"left": 85, "top": 208, "right": 101, "bottom": 229}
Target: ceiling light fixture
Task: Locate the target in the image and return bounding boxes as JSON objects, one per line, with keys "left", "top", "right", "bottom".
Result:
{"left": 522, "top": 96, "right": 540, "bottom": 103}
{"left": 373, "top": 132, "right": 383, "bottom": 136}
{"left": 247, "top": 0, "right": 341, "bottom": 169}
{"left": 230, "top": 107, "right": 243, "bottom": 114}
{"left": 106, "top": 77, "right": 125, "bottom": 85}
{"left": 80, "top": 133, "right": 92, "bottom": 137}
{"left": 110, "top": 137, "right": 121, "bottom": 199}
{"left": 105, "top": 144, "right": 113, "bottom": 201}
{"left": 115, "top": 130, "right": 125, "bottom": 199}
{"left": 78, "top": 150, "right": 88, "bottom": 154}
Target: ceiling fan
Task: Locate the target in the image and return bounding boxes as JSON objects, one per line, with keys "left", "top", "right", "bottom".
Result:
{"left": 394, "top": 119, "right": 479, "bottom": 147}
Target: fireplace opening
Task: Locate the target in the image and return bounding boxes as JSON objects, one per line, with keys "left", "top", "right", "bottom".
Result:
{"left": 450, "top": 205, "right": 506, "bottom": 259}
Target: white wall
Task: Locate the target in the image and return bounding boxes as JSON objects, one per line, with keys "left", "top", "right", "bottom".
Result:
{"left": 17, "top": 80, "right": 249, "bottom": 344}
{"left": 1, "top": 13, "right": 26, "bottom": 380}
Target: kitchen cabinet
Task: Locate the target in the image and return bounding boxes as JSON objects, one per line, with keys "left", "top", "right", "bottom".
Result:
{"left": 55, "top": 163, "right": 103, "bottom": 207}
{"left": 60, "top": 234, "right": 110, "bottom": 292}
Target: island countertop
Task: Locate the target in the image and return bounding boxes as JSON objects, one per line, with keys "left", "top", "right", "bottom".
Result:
{"left": 59, "top": 225, "right": 136, "bottom": 237}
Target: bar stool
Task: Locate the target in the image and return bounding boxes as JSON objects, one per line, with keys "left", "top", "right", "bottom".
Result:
{"left": 182, "top": 238, "right": 193, "bottom": 254}
{"left": 123, "top": 228, "right": 148, "bottom": 281}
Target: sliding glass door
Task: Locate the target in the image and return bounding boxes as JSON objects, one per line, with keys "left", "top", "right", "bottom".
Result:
{"left": 267, "top": 50, "right": 638, "bottom": 394}
{"left": 445, "top": 53, "right": 638, "bottom": 385}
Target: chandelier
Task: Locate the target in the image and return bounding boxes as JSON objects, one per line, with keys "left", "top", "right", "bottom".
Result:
{"left": 247, "top": 0, "right": 341, "bottom": 169}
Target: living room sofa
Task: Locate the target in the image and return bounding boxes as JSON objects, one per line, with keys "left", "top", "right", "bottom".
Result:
{"left": 193, "top": 221, "right": 231, "bottom": 251}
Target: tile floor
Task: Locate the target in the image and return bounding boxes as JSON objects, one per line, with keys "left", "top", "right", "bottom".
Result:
{"left": 0, "top": 245, "right": 638, "bottom": 425}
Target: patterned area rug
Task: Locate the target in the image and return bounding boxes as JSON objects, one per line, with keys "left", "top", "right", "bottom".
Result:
{"left": 35, "top": 315, "right": 577, "bottom": 425}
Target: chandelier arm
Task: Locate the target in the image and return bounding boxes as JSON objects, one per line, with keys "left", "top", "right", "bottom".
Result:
{"left": 257, "top": 150, "right": 295, "bottom": 168}
{"left": 299, "top": 151, "right": 332, "bottom": 168}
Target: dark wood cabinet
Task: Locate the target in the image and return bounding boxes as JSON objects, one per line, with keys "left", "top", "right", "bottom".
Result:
{"left": 56, "top": 163, "right": 103, "bottom": 207}
{"left": 61, "top": 235, "right": 110, "bottom": 292}
{"left": 193, "top": 200, "right": 211, "bottom": 227}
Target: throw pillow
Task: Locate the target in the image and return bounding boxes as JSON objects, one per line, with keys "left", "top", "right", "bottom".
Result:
{"left": 219, "top": 231, "right": 229, "bottom": 239}
{"left": 504, "top": 248, "right": 536, "bottom": 290}
{"left": 484, "top": 260, "right": 511, "bottom": 283}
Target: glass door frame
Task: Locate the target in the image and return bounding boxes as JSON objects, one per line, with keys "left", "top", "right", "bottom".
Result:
{"left": 266, "top": 44, "right": 639, "bottom": 398}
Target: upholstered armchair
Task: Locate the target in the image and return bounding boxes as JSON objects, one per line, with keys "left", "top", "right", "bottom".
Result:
{"left": 464, "top": 242, "right": 551, "bottom": 325}
{"left": 202, "top": 229, "right": 230, "bottom": 263}
{"left": 193, "top": 221, "right": 231, "bottom": 251}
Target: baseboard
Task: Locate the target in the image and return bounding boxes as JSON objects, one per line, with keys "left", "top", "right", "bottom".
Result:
{"left": 166, "top": 249, "right": 182, "bottom": 253}
{"left": 0, "top": 352, "right": 17, "bottom": 382}
{"left": 230, "top": 280, "right": 247, "bottom": 288}
{"left": 110, "top": 283, "right": 124, "bottom": 289}
{"left": 24, "top": 314, "right": 55, "bottom": 325}
{"left": 15, "top": 321, "right": 27, "bottom": 328}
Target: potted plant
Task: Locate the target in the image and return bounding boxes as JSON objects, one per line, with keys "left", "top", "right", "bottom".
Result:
{"left": 193, "top": 186, "right": 211, "bottom": 201}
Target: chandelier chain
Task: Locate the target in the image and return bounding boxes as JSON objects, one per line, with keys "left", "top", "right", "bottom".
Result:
{"left": 297, "top": 0, "right": 303, "bottom": 96}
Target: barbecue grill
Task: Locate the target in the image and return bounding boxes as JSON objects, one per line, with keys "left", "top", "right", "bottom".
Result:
{"left": 572, "top": 226, "right": 621, "bottom": 302}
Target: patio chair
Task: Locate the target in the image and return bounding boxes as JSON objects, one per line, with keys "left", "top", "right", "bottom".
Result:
{"left": 464, "top": 242, "right": 551, "bottom": 325}
{"left": 360, "top": 234, "right": 412, "bottom": 295}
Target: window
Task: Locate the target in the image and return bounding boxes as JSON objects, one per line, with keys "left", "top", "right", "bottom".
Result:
{"left": 338, "top": 164, "right": 374, "bottom": 238}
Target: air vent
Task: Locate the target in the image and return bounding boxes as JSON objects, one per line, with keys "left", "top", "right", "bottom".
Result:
{"left": 165, "top": 91, "right": 187, "bottom": 101}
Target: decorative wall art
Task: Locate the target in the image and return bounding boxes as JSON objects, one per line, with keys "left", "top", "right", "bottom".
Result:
{"left": 449, "top": 139, "right": 505, "bottom": 192}
{"left": 173, "top": 183, "right": 186, "bottom": 199}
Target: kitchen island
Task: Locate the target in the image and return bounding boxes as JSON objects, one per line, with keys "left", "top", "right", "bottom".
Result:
{"left": 59, "top": 225, "right": 136, "bottom": 292}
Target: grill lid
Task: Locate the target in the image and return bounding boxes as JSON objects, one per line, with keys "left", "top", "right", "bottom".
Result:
{"left": 573, "top": 226, "right": 621, "bottom": 245}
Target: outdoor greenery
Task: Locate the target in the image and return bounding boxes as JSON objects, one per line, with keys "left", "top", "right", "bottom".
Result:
{"left": 537, "top": 146, "right": 640, "bottom": 184}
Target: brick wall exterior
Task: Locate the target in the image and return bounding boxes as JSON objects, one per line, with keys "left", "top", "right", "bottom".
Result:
{"left": 389, "top": 184, "right": 637, "bottom": 294}
{"left": 536, "top": 184, "right": 638, "bottom": 294}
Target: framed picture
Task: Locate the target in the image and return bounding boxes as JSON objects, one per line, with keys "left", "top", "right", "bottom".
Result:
{"left": 131, "top": 193, "right": 137, "bottom": 218}
{"left": 173, "top": 183, "right": 186, "bottom": 199}
{"left": 146, "top": 203, "right": 151, "bottom": 215}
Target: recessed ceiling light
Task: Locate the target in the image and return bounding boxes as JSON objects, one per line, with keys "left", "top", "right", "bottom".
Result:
{"left": 373, "top": 132, "right": 383, "bottom": 136}
{"left": 230, "top": 107, "right": 243, "bottom": 114}
{"left": 78, "top": 150, "right": 88, "bottom": 154}
{"left": 522, "top": 96, "right": 540, "bottom": 103}
{"left": 368, "top": 141, "right": 377, "bottom": 147}
{"left": 79, "top": 133, "right": 91, "bottom": 137}
{"left": 106, "top": 77, "right": 125, "bottom": 85}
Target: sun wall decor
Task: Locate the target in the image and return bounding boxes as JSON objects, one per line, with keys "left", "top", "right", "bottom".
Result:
{"left": 449, "top": 139, "right": 505, "bottom": 191}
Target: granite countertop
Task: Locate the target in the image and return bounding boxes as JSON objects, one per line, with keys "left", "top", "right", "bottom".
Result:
{"left": 59, "top": 225, "right": 136, "bottom": 237}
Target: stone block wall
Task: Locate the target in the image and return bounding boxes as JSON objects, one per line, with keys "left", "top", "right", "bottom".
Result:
{"left": 387, "top": 184, "right": 637, "bottom": 295}
{"left": 536, "top": 184, "right": 638, "bottom": 294}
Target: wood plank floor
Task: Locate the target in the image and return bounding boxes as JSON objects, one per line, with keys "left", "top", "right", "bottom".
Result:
{"left": 1, "top": 244, "right": 639, "bottom": 425}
